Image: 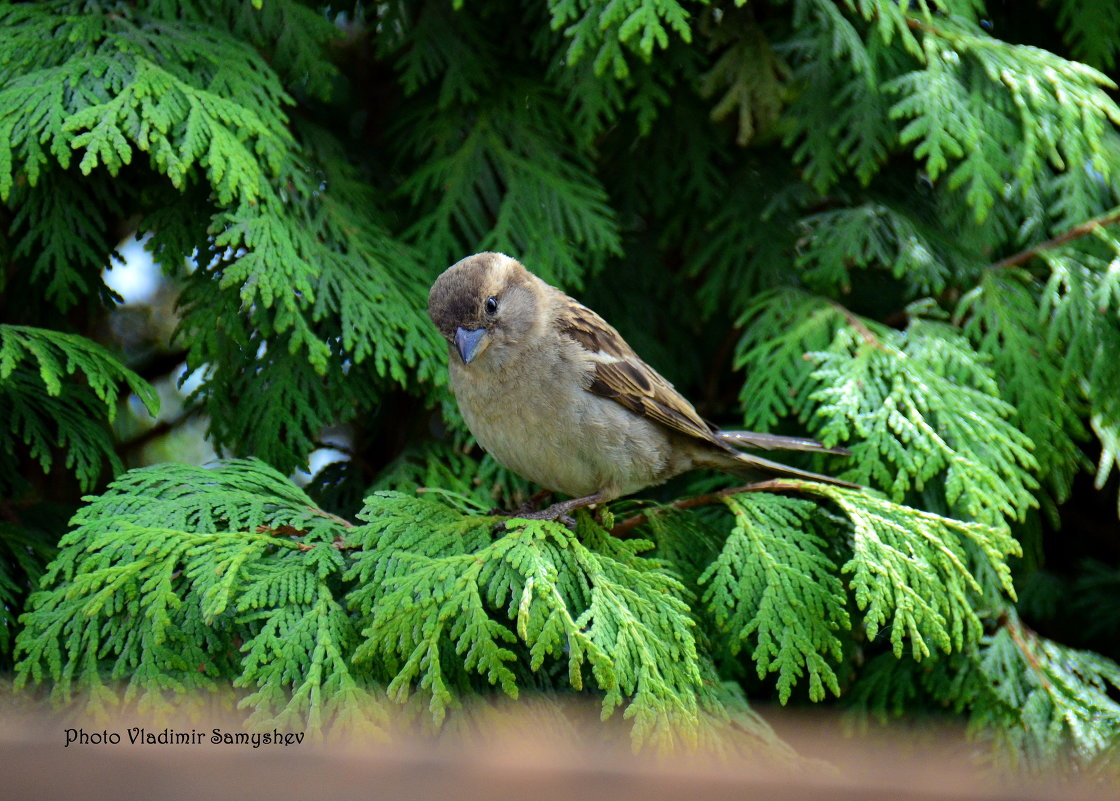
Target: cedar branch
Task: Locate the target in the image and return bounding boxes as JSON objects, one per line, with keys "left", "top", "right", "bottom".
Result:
{"left": 990, "top": 207, "right": 1120, "bottom": 270}
{"left": 609, "top": 478, "right": 819, "bottom": 537}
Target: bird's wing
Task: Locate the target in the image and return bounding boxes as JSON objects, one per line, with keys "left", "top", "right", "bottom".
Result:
{"left": 556, "top": 302, "right": 725, "bottom": 447}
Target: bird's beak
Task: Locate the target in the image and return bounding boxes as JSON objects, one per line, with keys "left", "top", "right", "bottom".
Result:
{"left": 455, "top": 326, "right": 490, "bottom": 365}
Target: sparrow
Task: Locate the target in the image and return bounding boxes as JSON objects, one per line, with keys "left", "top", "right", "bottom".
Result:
{"left": 427, "top": 252, "right": 854, "bottom": 520}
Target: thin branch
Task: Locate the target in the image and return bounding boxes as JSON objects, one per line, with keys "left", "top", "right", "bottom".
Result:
{"left": 1001, "top": 611, "right": 1054, "bottom": 692}
{"left": 827, "top": 300, "right": 891, "bottom": 351}
{"left": 306, "top": 505, "right": 355, "bottom": 528}
{"left": 990, "top": 207, "right": 1120, "bottom": 270}
{"left": 257, "top": 513, "right": 358, "bottom": 551}
{"left": 609, "top": 479, "right": 817, "bottom": 537}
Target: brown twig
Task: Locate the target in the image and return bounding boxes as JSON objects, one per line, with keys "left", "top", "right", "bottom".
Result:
{"left": 257, "top": 506, "right": 360, "bottom": 553}
{"left": 822, "top": 209, "right": 1120, "bottom": 339}
{"left": 1000, "top": 612, "right": 1053, "bottom": 692}
{"left": 609, "top": 479, "right": 817, "bottom": 537}
{"left": 307, "top": 505, "right": 355, "bottom": 528}
{"left": 826, "top": 300, "right": 890, "bottom": 351}
{"left": 990, "top": 207, "right": 1120, "bottom": 271}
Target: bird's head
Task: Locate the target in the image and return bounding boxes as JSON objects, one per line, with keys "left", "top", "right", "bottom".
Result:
{"left": 427, "top": 252, "right": 542, "bottom": 366}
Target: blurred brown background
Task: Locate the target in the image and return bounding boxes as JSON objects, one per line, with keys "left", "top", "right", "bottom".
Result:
{"left": 2, "top": 702, "right": 1116, "bottom": 801}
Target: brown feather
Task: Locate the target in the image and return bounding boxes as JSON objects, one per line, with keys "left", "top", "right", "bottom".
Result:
{"left": 557, "top": 304, "right": 727, "bottom": 449}
{"left": 718, "top": 430, "right": 851, "bottom": 455}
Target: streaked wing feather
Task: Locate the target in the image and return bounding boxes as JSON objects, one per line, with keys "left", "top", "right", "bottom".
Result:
{"left": 588, "top": 361, "right": 719, "bottom": 443}
{"left": 557, "top": 300, "right": 857, "bottom": 488}
{"left": 558, "top": 304, "right": 722, "bottom": 447}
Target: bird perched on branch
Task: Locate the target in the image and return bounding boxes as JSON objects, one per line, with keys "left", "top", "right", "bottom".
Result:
{"left": 428, "top": 252, "right": 854, "bottom": 521}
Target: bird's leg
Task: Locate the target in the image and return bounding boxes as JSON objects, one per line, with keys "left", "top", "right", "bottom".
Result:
{"left": 511, "top": 491, "right": 607, "bottom": 525}
{"left": 515, "top": 488, "right": 553, "bottom": 515}
{"left": 488, "top": 488, "right": 552, "bottom": 517}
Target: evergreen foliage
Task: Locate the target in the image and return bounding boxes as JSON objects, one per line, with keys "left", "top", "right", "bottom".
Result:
{"left": 1, "top": 324, "right": 158, "bottom": 493}
{"left": 3, "top": 0, "right": 1120, "bottom": 771}
{"left": 15, "top": 459, "right": 1019, "bottom": 752}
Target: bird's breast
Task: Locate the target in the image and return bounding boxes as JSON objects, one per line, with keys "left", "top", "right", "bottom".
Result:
{"left": 448, "top": 344, "right": 676, "bottom": 499}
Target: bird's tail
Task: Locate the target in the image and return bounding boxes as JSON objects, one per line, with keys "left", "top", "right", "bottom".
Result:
{"left": 720, "top": 450, "right": 860, "bottom": 489}
{"left": 717, "top": 430, "right": 851, "bottom": 455}
{"left": 705, "top": 430, "right": 858, "bottom": 488}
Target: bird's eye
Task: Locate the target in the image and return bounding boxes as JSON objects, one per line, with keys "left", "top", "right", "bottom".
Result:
{"left": 485, "top": 296, "right": 498, "bottom": 315}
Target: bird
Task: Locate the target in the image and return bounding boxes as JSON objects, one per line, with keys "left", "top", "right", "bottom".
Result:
{"left": 427, "top": 252, "right": 855, "bottom": 521}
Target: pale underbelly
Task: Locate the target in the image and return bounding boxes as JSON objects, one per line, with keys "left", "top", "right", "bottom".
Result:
{"left": 454, "top": 373, "right": 671, "bottom": 498}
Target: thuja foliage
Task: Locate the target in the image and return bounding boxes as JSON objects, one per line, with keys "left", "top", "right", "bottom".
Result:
{"left": 14, "top": 458, "right": 1018, "bottom": 752}
{"left": 3, "top": 0, "right": 1120, "bottom": 769}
